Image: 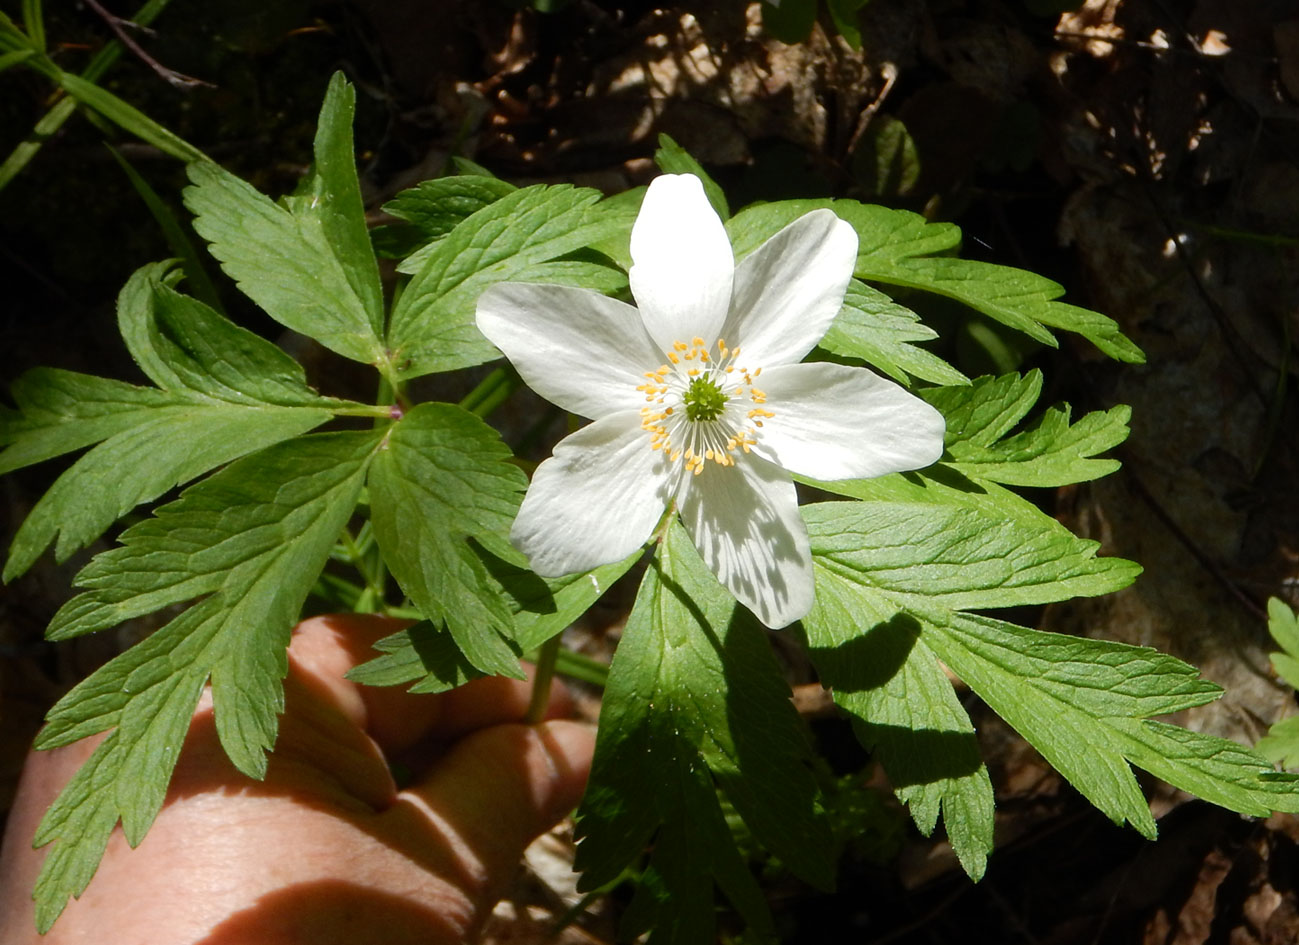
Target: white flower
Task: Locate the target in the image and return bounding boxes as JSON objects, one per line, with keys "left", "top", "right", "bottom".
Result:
{"left": 475, "top": 174, "right": 945, "bottom": 628}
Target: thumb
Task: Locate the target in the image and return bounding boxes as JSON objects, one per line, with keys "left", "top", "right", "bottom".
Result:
{"left": 381, "top": 719, "right": 595, "bottom": 909}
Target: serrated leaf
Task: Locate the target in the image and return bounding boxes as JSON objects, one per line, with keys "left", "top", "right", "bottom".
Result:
{"left": 654, "top": 134, "right": 729, "bottom": 219}
{"left": 1268, "top": 597, "right": 1299, "bottom": 686}
{"left": 3, "top": 266, "right": 357, "bottom": 580}
{"left": 575, "top": 522, "right": 831, "bottom": 944}
{"left": 798, "top": 491, "right": 1285, "bottom": 851}
{"left": 367, "top": 403, "right": 527, "bottom": 678}
{"left": 820, "top": 279, "right": 969, "bottom": 386}
{"left": 387, "top": 184, "right": 635, "bottom": 379}
{"left": 0, "top": 368, "right": 173, "bottom": 472}
{"left": 5, "top": 400, "right": 331, "bottom": 582}
{"left": 485, "top": 542, "right": 641, "bottom": 652}
{"left": 804, "top": 498, "right": 1140, "bottom": 612}
{"left": 1255, "top": 599, "right": 1299, "bottom": 769}
{"left": 1258, "top": 717, "right": 1299, "bottom": 770}
{"left": 919, "top": 371, "right": 1131, "bottom": 486}
{"left": 860, "top": 256, "right": 1142, "bottom": 363}
{"left": 923, "top": 370, "right": 1042, "bottom": 448}
{"left": 108, "top": 149, "right": 225, "bottom": 315}
{"left": 30, "top": 431, "right": 378, "bottom": 929}
{"left": 117, "top": 262, "right": 345, "bottom": 408}
{"left": 726, "top": 199, "right": 1142, "bottom": 362}
{"left": 947, "top": 403, "right": 1130, "bottom": 487}
{"left": 346, "top": 620, "right": 484, "bottom": 693}
{"left": 800, "top": 591, "right": 993, "bottom": 879}
{"left": 350, "top": 547, "right": 640, "bottom": 692}
{"left": 182, "top": 77, "right": 385, "bottom": 365}
{"left": 379, "top": 174, "right": 518, "bottom": 253}
{"left": 802, "top": 503, "right": 1294, "bottom": 844}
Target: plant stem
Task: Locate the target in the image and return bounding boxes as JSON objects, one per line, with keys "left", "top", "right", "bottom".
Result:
{"left": 525, "top": 633, "right": 563, "bottom": 725}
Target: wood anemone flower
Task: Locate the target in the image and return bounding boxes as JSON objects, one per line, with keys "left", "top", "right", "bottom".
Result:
{"left": 475, "top": 174, "right": 945, "bottom": 628}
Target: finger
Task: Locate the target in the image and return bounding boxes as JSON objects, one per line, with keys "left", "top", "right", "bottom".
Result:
{"left": 383, "top": 719, "right": 595, "bottom": 907}
{"left": 289, "top": 615, "right": 576, "bottom": 755}
{"left": 0, "top": 734, "right": 106, "bottom": 942}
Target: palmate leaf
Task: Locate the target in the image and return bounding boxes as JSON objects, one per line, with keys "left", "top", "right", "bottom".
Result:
{"left": 1, "top": 265, "right": 356, "bottom": 581}
{"left": 367, "top": 403, "right": 528, "bottom": 678}
{"left": 922, "top": 370, "right": 1131, "bottom": 487}
{"left": 725, "top": 199, "right": 1143, "bottom": 363}
{"left": 387, "top": 184, "right": 636, "bottom": 379}
{"left": 575, "top": 522, "right": 833, "bottom": 945}
{"left": 30, "top": 430, "right": 381, "bottom": 931}
{"left": 820, "top": 279, "right": 970, "bottom": 387}
{"left": 183, "top": 74, "right": 386, "bottom": 365}
{"left": 800, "top": 482, "right": 1299, "bottom": 872}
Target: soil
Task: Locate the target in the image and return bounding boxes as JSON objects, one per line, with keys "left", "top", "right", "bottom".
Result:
{"left": 4, "top": 1, "right": 1299, "bottom": 942}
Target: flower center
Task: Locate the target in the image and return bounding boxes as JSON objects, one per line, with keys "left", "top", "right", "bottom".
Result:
{"left": 636, "top": 336, "right": 773, "bottom": 476}
{"left": 682, "top": 377, "right": 727, "bottom": 421}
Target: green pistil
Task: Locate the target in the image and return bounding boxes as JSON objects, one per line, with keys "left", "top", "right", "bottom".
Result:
{"left": 683, "top": 377, "right": 727, "bottom": 421}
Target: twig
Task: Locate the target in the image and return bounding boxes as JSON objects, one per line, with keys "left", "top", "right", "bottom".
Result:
{"left": 81, "top": 0, "right": 213, "bottom": 90}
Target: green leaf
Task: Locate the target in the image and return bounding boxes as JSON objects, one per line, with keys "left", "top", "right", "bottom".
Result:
{"left": 826, "top": 0, "right": 870, "bottom": 47}
{"left": 922, "top": 370, "right": 1041, "bottom": 448}
{"left": 367, "top": 403, "right": 527, "bottom": 677}
{"left": 31, "top": 430, "right": 379, "bottom": 929}
{"left": 800, "top": 595, "right": 994, "bottom": 879}
{"left": 802, "top": 502, "right": 1296, "bottom": 847}
{"left": 4, "top": 401, "right": 330, "bottom": 582}
{"left": 1255, "top": 598, "right": 1299, "bottom": 769}
{"left": 1258, "top": 718, "right": 1299, "bottom": 771}
{"left": 804, "top": 498, "right": 1139, "bottom": 612}
{"left": 653, "top": 134, "right": 729, "bottom": 219}
{"left": 921, "top": 371, "right": 1131, "bottom": 486}
{"left": 379, "top": 174, "right": 518, "bottom": 253}
{"left": 291, "top": 72, "right": 386, "bottom": 339}
{"left": 117, "top": 263, "right": 347, "bottom": 408}
{"left": 759, "top": 0, "right": 817, "bottom": 43}
{"left": 726, "top": 199, "right": 1142, "bottom": 362}
{"left": 56, "top": 72, "right": 205, "bottom": 164}
{"left": 0, "top": 369, "right": 174, "bottom": 473}
{"left": 851, "top": 115, "right": 920, "bottom": 196}
{"left": 859, "top": 255, "right": 1143, "bottom": 363}
{"left": 0, "top": 47, "right": 34, "bottom": 71}
{"left": 21, "top": 0, "right": 44, "bottom": 51}
{"left": 819, "top": 279, "right": 969, "bottom": 387}
{"left": 1, "top": 266, "right": 359, "bottom": 580}
{"left": 182, "top": 78, "right": 386, "bottom": 365}
{"left": 346, "top": 620, "right": 484, "bottom": 693}
{"left": 575, "top": 522, "right": 832, "bottom": 944}
{"left": 1267, "top": 597, "right": 1299, "bottom": 688}
{"left": 350, "top": 547, "right": 640, "bottom": 692}
{"left": 487, "top": 542, "right": 641, "bottom": 652}
{"left": 387, "top": 184, "right": 635, "bottom": 379}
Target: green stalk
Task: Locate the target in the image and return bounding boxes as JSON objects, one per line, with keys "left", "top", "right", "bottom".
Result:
{"left": 0, "top": 0, "right": 180, "bottom": 190}
{"left": 524, "top": 632, "right": 563, "bottom": 724}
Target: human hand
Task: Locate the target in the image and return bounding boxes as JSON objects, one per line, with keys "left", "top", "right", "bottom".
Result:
{"left": 0, "top": 614, "right": 595, "bottom": 945}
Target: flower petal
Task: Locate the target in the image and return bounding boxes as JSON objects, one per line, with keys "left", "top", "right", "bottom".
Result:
{"left": 675, "top": 455, "right": 813, "bottom": 628}
{"left": 722, "top": 210, "right": 858, "bottom": 367}
{"left": 511, "top": 411, "right": 669, "bottom": 575}
{"left": 476, "top": 283, "right": 663, "bottom": 419}
{"left": 630, "top": 174, "right": 734, "bottom": 352}
{"left": 753, "top": 362, "right": 946, "bottom": 480}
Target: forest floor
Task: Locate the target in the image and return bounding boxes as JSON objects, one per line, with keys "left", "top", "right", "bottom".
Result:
{"left": 5, "top": 1, "right": 1299, "bottom": 941}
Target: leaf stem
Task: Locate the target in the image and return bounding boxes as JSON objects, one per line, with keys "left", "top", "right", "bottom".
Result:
{"left": 459, "top": 366, "right": 521, "bottom": 418}
{"left": 525, "top": 632, "right": 563, "bottom": 725}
